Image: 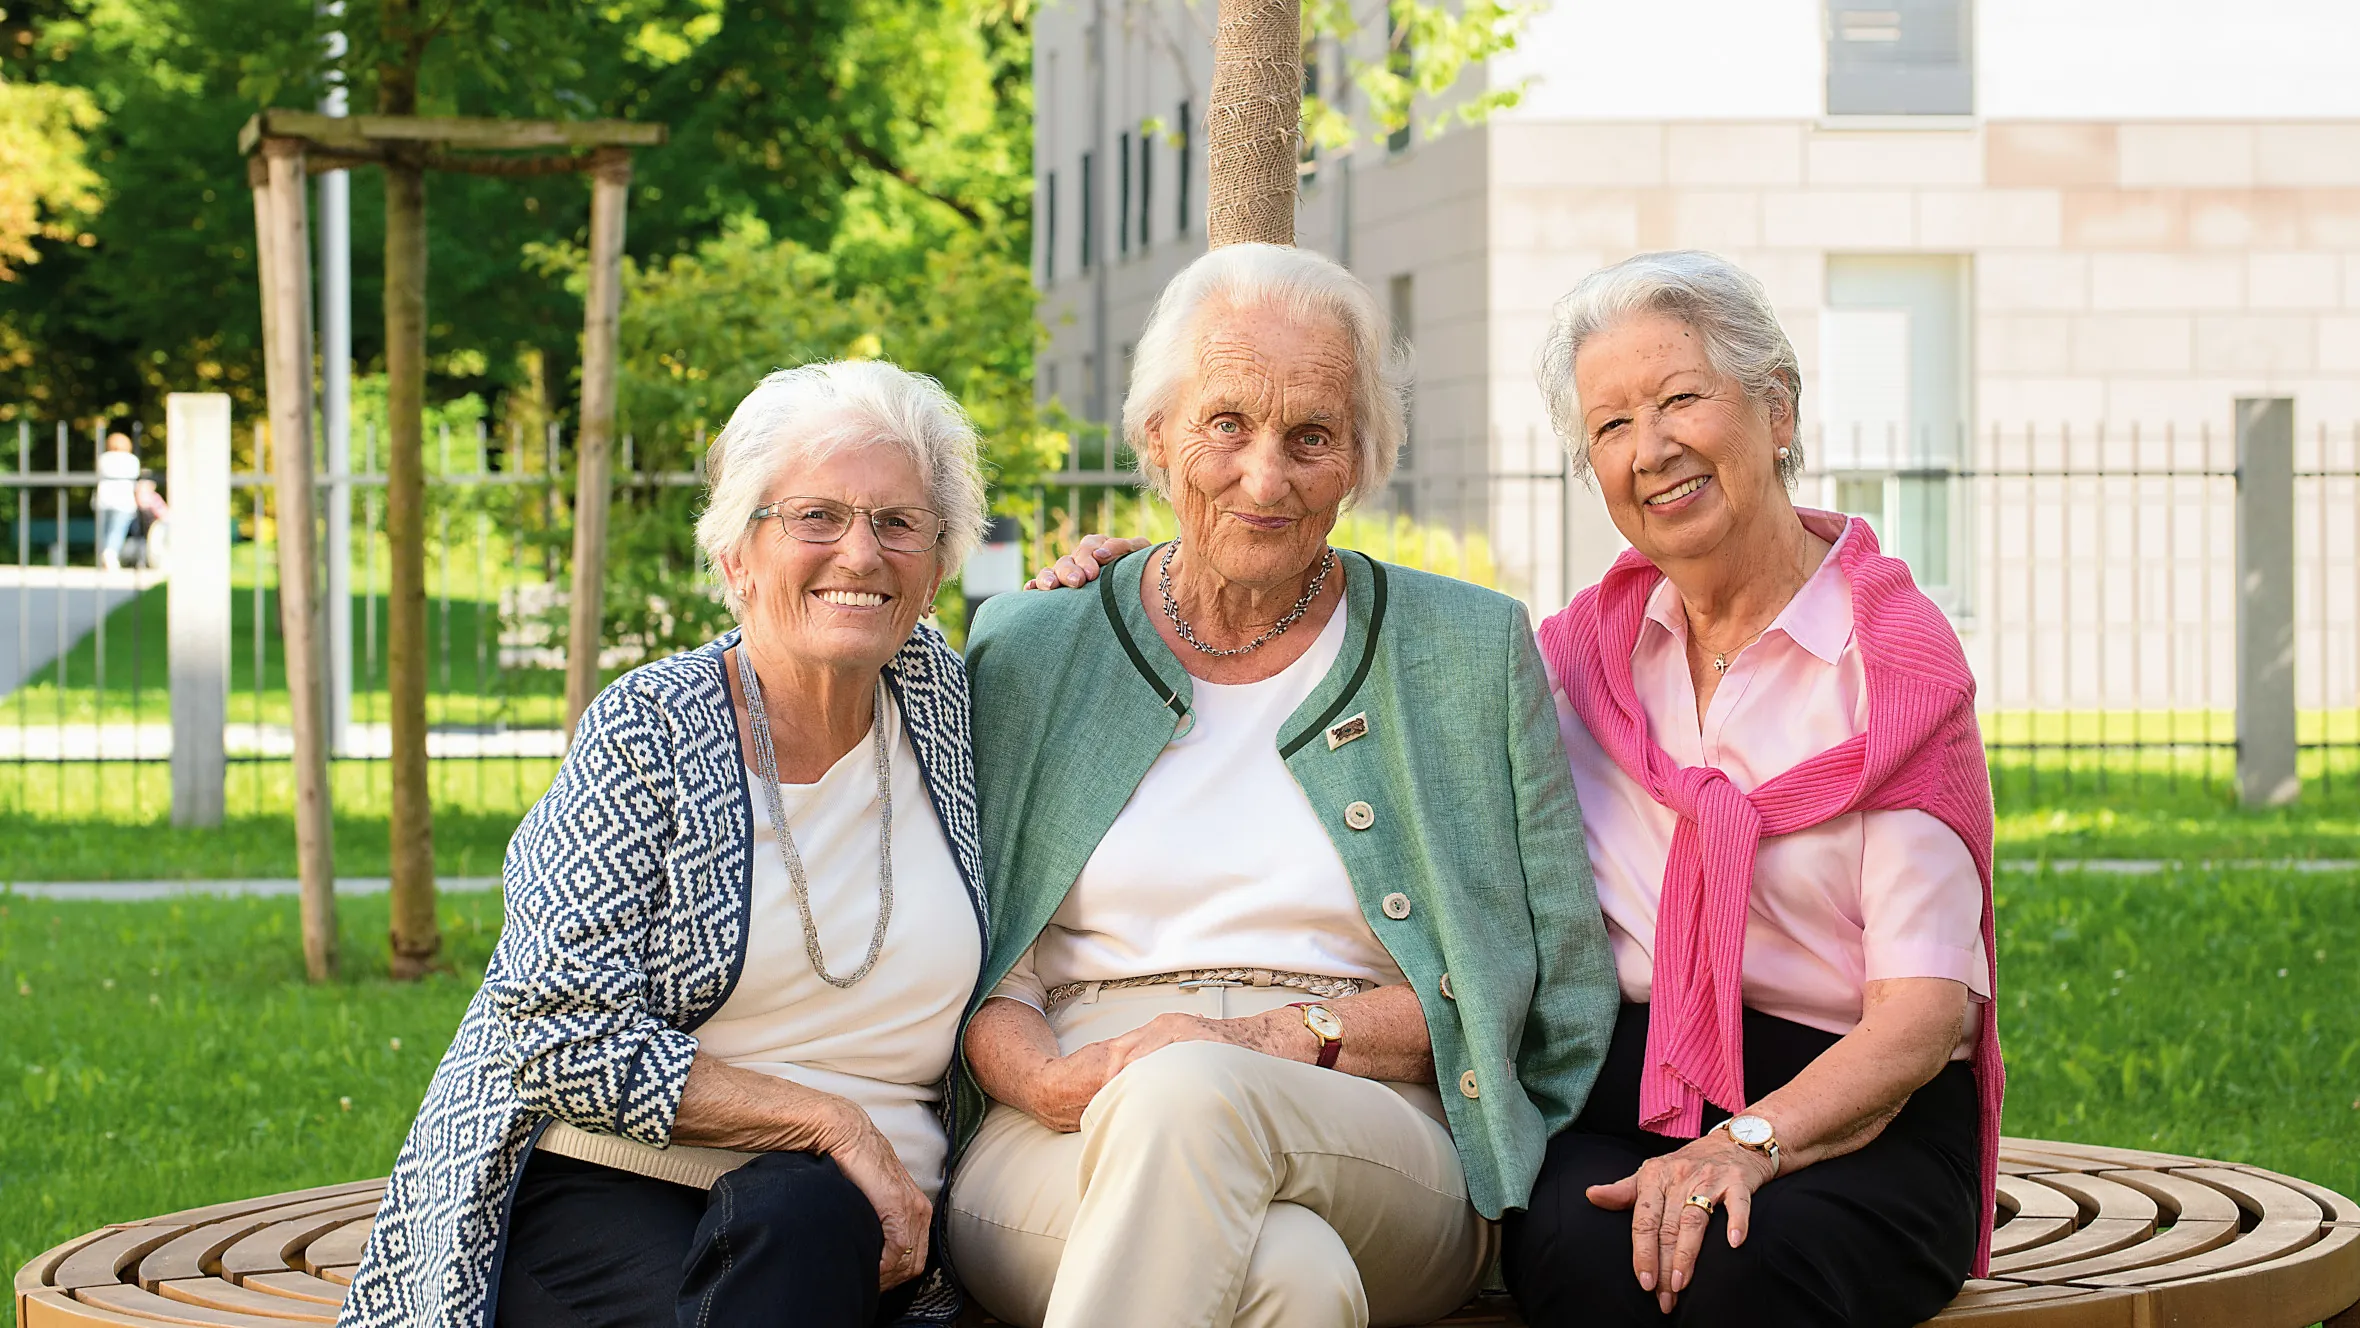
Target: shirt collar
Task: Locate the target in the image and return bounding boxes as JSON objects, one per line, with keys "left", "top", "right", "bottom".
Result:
{"left": 1638, "top": 509, "right": 1855, "bottom": 667}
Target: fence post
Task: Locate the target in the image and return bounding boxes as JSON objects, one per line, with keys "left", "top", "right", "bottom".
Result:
{"left": 167, "top": 393, "right": 232, "bottom": 827}
{"left": 2235, "top": 397, "right": 2299, "bottom": 807}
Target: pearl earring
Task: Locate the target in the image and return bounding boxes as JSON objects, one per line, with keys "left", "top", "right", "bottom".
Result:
{"left": 1776, "top": 446, "right": 1791, "bottom": 459}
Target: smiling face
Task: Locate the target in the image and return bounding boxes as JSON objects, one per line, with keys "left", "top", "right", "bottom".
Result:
{"left": 718, "top": 436, "right": 944, "bottom": 679}
{"left": 1575, "top": 311, "right": 1795, "bottom": 569}
{"left": 1141, "top": 302, "right": 1359, "bottom": 590}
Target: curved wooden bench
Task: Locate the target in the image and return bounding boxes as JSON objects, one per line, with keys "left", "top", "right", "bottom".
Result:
{"left": 16, "top": 1142, "right": 2360, "bottom": 1327}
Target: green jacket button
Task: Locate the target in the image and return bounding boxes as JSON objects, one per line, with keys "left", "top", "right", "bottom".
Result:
{"left": 1459, "top": 1069, "right": 1480, "bottom": 1099}
{"left": 1344, "top": 800, "right": 1376, "bottom": 831}
{"left": 1381, "top": 892, "right": 1412, "bottom": 920}
{"left": 1439, "top": 972, "right": 1455, "bottom": 1000}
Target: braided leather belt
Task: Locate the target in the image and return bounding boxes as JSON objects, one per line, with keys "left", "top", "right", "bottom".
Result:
{"left": 1044, "top": 968, "right": 1366, "bottom": 1010}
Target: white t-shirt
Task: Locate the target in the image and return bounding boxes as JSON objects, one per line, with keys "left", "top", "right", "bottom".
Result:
{"left": 539, "top": 691, "right": 980, "bottom": 1198}
{"left": 994, "top": 604, "right": 1405, "bottom": 1008}
{"left": 698, "top": 690, "right": 981, "bottom": 1197}
{"left": 94, "top": 451, "right": 140, "bottom": 511}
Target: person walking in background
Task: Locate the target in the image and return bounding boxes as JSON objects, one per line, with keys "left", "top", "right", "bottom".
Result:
{"left": 93, "top": 431, "right": 140, "bottom": 571}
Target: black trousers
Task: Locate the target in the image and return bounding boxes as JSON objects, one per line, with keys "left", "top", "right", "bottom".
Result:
{"left": 495, "top": 1148, "right": 921, "bottom": 1328}
{"left": 1504, "top": 1003, "right": 1980, "bottom": 1328}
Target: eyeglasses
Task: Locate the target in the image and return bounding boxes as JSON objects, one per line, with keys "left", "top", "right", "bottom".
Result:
{"left": 749, "top": 497, "right": 946, "bottom": 553}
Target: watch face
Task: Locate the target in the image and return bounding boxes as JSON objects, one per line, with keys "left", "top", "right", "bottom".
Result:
{"left": 1303, "top": 1006, "right": 1345, "bottom": 1041}
{"left": 1728, "top": 1115, "right": 1774, "bottom": 1147}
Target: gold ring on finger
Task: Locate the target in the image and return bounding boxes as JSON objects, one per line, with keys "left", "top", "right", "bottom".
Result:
{"left": 1683, "top": 1193, "right": 1716, "bottom": 1215}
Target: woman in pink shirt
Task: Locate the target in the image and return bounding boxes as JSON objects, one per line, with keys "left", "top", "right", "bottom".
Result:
{"left": 1506, "top": 250, "right": 2000, "bottom": 1328}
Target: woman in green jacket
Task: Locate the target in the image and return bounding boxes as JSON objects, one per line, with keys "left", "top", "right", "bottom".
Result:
{"left": 945, "top": 243, "right": 1619, "bottom": 1328}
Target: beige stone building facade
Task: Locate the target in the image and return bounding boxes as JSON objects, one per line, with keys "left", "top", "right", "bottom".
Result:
{"left": 1034, "top": 1, "right": 2360, "bottom": 710}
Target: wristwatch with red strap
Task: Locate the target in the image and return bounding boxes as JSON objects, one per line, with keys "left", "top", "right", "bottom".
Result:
{"left": 1290, "top": 1002, "right": 1344, "bottom": 1069}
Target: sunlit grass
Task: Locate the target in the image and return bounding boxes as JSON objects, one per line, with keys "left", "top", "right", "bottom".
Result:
{"left": 0, "top": 760, "right": 556, "bottom": 880}
{"left": 0, "top": 890, "right": 501, "bottom": 1279}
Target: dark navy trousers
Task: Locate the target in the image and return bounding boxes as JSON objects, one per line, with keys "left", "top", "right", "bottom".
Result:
{"left": 496, "top": 1147, "right": 920, "bottom": 1328}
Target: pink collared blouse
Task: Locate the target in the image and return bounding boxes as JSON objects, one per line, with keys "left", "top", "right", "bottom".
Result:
{"left": 1545, "top": 515, "right": 1989, "bottom": 1058}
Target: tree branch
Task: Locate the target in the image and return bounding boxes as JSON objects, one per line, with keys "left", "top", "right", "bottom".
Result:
{"left": 838, "top": 134, "right": 984, "bottom": 227}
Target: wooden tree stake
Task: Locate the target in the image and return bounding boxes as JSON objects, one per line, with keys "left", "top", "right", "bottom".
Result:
{"left": 564, "top": 148, "right": 632, "bottom": 742}
{"left": 1207, "top": 0, "right": 1302, "bottom": 247}
{"left": 253, "top": 138, "right": 339, "bottom": 982}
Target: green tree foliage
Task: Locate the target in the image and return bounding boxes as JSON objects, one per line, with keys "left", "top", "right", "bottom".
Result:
{"left": 0, "top": 0, "right": 1037, "bottom": 435}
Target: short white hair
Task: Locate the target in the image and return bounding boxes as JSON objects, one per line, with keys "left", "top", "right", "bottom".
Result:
{"left": 1535, "top": 249, "right": 1804, "bottom": 485}
{"left": 1121, "top": 243, "right": 1407, "bottom": 507}
{"left": 695, "top": 360, "right": 988, "bottom": 618}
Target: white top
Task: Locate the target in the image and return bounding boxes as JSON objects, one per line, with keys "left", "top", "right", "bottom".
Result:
{"left": 700, "top": 689, "right": 980, "bottom": 1196}
{"left": 544, "top": 690, "right": 980, "bottom": 1198}
{"left": 94, "top": 451, "right": 140, "bottom": 511}
{"left": 993, "top": 603, "right": 1406, "bottom": 1009}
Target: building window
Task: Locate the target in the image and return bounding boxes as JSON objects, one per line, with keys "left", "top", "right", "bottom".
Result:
{"left": 1079, "top": 151, "right": 1095, "bottom": 269}
{"left": 1176, "top": 101, "right": 1192, "bottom": 234}
{"left": 1826, "top": 0, "right": 1972, "bottom": 116}
{"left": 1118, "top": 132, "right": 1132, "bottom": 258}
{"left": 1818, "top": 254, "right": 1970, "bottom": 597}
{"left": 1386, "top": 11, "right": 1412, "bottom": 154}
{"left": 1043, "top": 171, "right": 1058, "bottom": 283}
{"left": 1138, "top": 128, "right": 1153, "bottom": 250}
{"left": 1389, "top": 273, "right": 1415, "bottom": 502}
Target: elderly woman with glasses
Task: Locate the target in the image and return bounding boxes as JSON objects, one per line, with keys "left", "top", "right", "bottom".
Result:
{"left": 340, "top": 360, "right": 990, "bottom": 1328}
{"left": 944, "top": 243, "right": 1620, "bottom": 1328}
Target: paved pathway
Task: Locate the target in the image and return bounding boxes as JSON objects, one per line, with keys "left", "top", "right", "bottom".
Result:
{"left": 0, "top": 565, "right": 155, "bottom": 698}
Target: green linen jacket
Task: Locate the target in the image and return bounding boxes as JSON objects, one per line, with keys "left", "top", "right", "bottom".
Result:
{"left": 958, "top": 545, "right": 1620, "bottom": 1219}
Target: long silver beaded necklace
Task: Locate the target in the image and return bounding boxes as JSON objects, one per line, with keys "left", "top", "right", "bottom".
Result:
{"left": 1158, "top": 540, "right": 1334, "bottom": 658}
{"left": 737, "top": 643, "right": 893, "bottom": 988}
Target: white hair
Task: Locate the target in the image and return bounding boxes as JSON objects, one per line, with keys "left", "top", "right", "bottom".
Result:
{"left": 695, "top": 360, "right": 988, "bottom": 618}
{"left": 1121, "top": 243, "right": 1407, "bottom": 507}
{"left": 1534, "top": 249, "right": 1804, "bottom": 485}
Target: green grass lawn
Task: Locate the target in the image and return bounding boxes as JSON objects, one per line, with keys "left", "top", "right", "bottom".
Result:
{"left": 3, "top": 863, "right": 2357, "bottom": 1284}
{"left": 0, "top": 760, "right": 556, "bottom": 880}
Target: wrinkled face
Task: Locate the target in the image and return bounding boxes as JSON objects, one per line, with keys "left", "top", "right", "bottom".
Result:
{"left": 719, "top": 436, "right": 944, "bottom": 677}
{"left": 1575, "top": 312, "right": 1793, "bottom": 568}
{"left": 1142, "top": 303, "right": 1359, "bottom": 590}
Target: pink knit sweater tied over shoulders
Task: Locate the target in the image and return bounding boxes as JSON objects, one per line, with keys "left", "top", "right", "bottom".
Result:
{"left": 1536, "top": 515, "right": 2005, "bottom": 1277}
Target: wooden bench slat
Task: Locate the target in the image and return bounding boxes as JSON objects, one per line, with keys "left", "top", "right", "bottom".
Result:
{"left": 15, "top": 1231, "right": 116, "bottom": 1297}
{"left": 294, "top": 1221, "right": 369, "bottom": 1278}
{"left": 1996, "top": 1175, "right": 2081, "bottom": 1220}
{"left": 215, "top": 1206, "right": 380, "bottom": 1282}
{"left": 1988, "top": 1216, "right": 2079, "bottom": 1258}
{"left": 139, "top": 1182, "right": 383, "bottom": 1231}
{"left": 2072, "top": 1219, "right": 2327, "bottom": 1287}
{"left": 236, "top": 1273, "right": 345, "bottom": 1307}
{"left": 1922, "top": 1283, "right": 2140, "bottom": 1325}
{"left": 2095, "top": 1168, "right": 2246, "bottom": 1226}
{"left": 2141, "top": 1225, "right": 2360, "bottom": 1328}
{"left": 2166, "top": 1167, "right": 2326, "bottom": 1225}
{"left": 20, "top": 1289, "right": 173, "bottom": 1328}
{"left": 49, "top": 1229, "right": 191, "bottom": 1291}
{"left": 156, "top": 1276, "right": 339, "bottom": 1322}
{"left": 2030, "top": 1172, "right": 2161, "bottom": 1226}
{"left": 78, "top": 1282, "right": 310, "bottom": 1326}
{"left": 1988, "top": 1218, "right": 2154, "bottom": 1275}
{"left": 2004, "top": 1220, "right": 2239, "bottom": 1284}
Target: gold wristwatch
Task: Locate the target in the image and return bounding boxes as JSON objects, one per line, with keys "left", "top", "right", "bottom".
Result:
{"left": 1290, "top": 1003, "right": 1344, "bottom": 1069}
{"left": 1720, "top": 1113, "right": 1783, "bottom": 1176}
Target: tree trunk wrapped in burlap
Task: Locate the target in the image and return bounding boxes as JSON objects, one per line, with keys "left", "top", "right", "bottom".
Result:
{"left": 1207, "top": 0, "right": 1301, "bottom": 248}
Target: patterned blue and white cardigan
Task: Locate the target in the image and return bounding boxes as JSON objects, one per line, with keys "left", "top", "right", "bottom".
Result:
{"left": 338, "top": 625, "right": 985, "bottom": 1328}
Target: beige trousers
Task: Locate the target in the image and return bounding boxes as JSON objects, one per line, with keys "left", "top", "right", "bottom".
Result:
{"left": 946, "top": 983, "right": 1494, "bottom": 1328}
